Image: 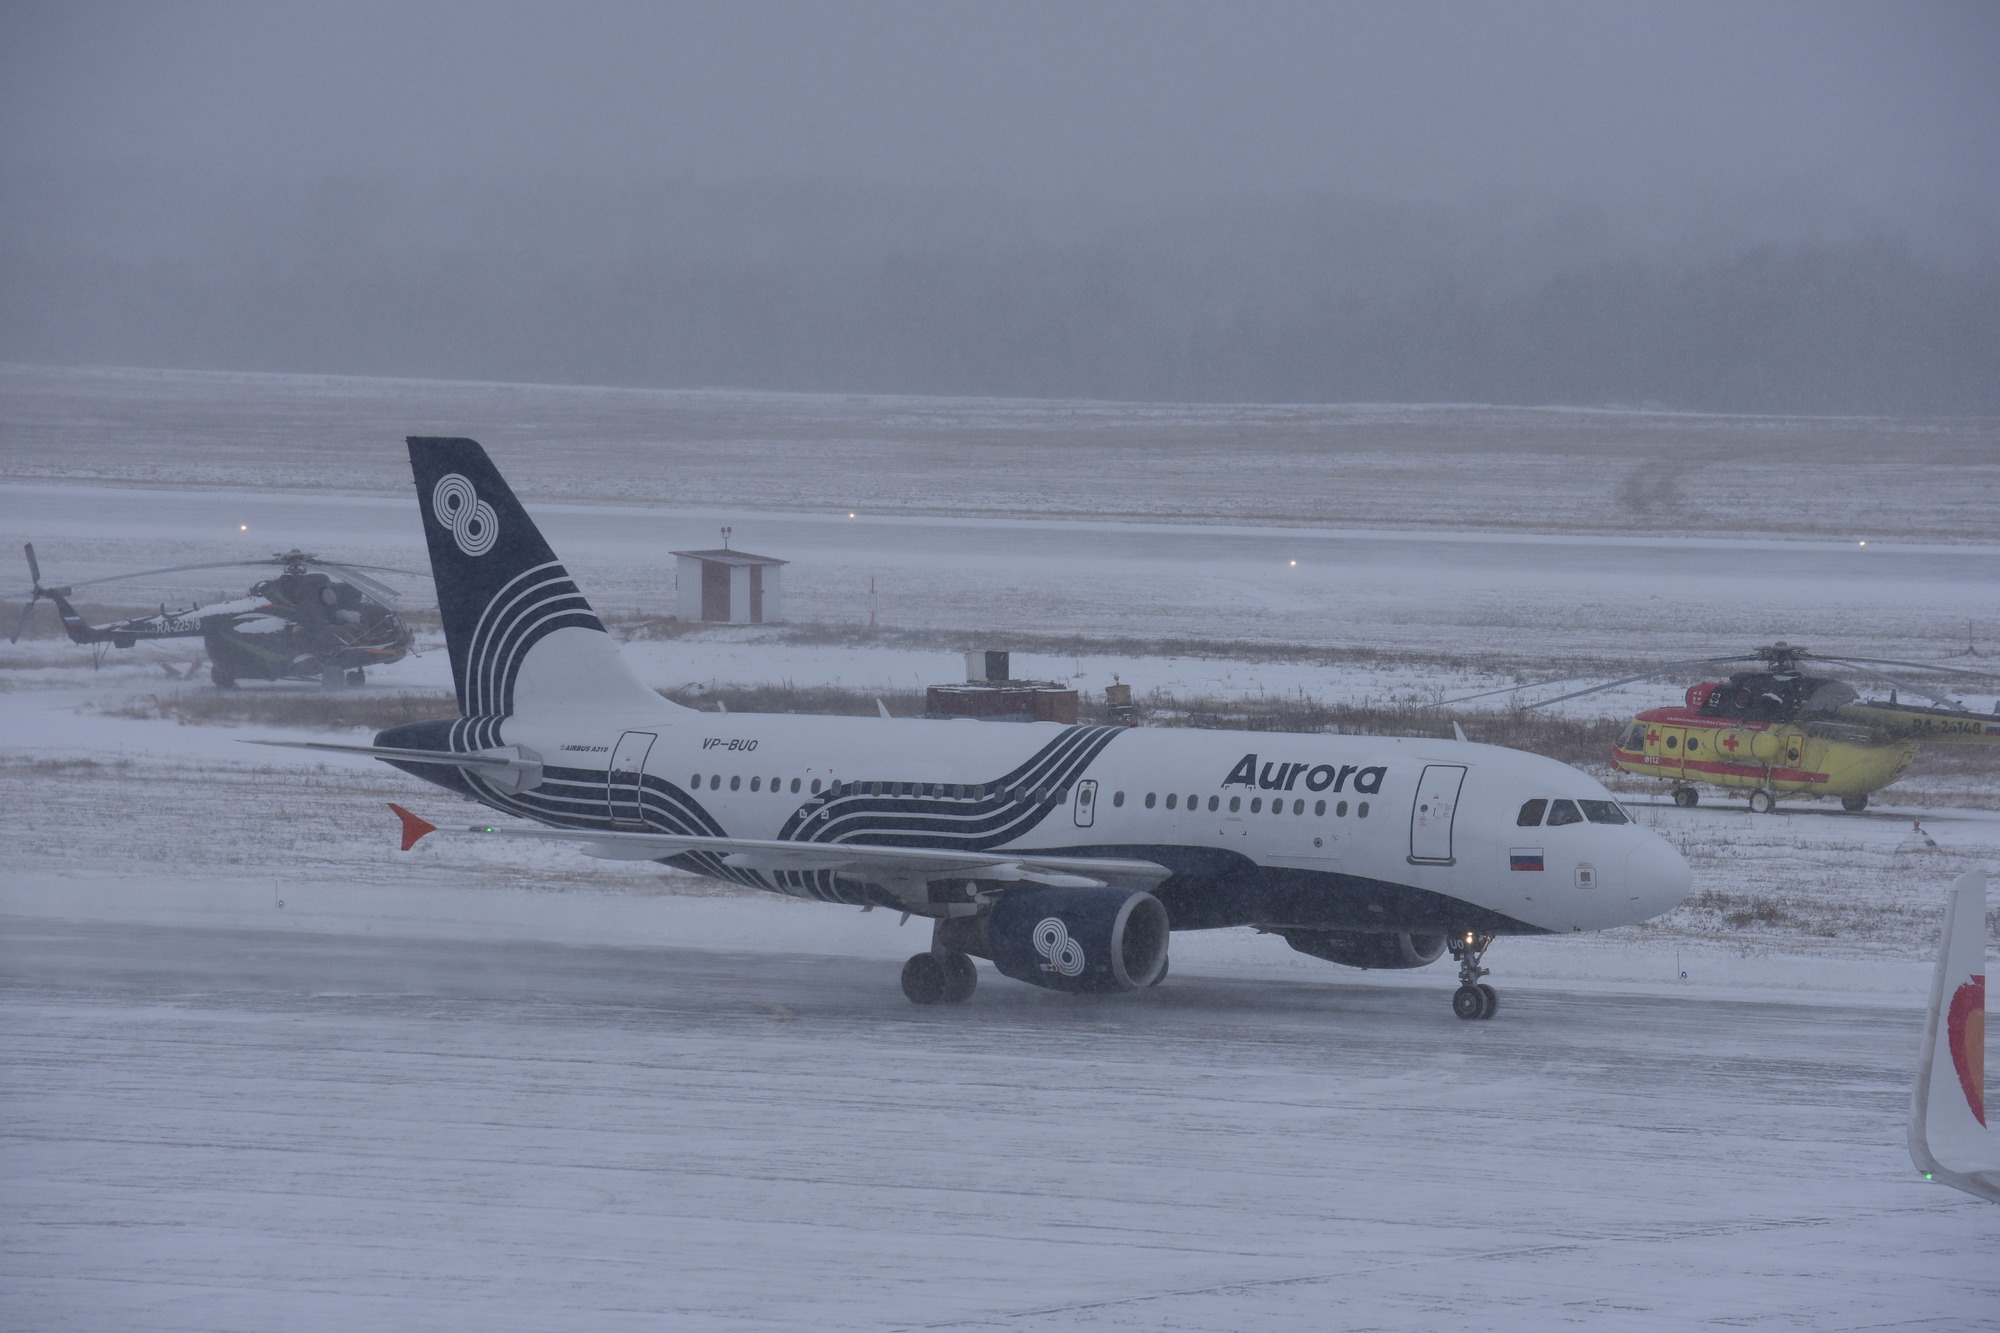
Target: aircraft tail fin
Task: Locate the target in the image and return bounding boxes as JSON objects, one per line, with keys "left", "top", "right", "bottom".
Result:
{"left": 406, "top": 437, "right": 672, "bottom": 719}
{"left": 1909, "top": 868, "right": 2000, "bottom": 1204}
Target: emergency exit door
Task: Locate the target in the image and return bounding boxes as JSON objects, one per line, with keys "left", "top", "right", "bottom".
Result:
{"left": 1408, "top": 764, "right": 1467, "bottom": 865}
{"left": 607, "top": 731, "right": 656, "bottom": 825}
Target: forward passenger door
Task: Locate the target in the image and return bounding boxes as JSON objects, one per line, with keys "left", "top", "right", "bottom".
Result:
{"left": 1408, "top": 764, "right": 1467, "bottom": 865}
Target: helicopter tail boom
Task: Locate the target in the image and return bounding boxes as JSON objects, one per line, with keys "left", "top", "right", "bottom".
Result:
{"left": 1841, "top": 701, "right": 2000, "bottom": 745}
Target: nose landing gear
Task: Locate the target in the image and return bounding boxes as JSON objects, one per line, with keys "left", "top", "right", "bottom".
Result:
{"left": 1448, "top": 931, "right": 1498, "bottom": 1020}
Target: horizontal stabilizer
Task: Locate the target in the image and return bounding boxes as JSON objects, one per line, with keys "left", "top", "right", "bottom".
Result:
{"left": 242, "top": 738, "right": 546, "bottom": 796}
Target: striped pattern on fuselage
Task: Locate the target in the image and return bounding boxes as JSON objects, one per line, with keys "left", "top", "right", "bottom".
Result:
{"left": 440, "top": 722, "right": 1124, "bottom": 904}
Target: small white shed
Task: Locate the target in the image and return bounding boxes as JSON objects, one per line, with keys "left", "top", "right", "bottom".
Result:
{"left": 671, "top": 547, "right": 787, "bottom": 624}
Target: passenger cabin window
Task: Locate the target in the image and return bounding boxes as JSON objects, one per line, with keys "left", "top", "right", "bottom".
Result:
{"left": 1165, "top": 793, "right": 1178, "bottom": 809}
{"left": 1229, "top": 796, "right": 1241, "bottom": 813}
{"left": 691, "top": 774, "right": 702, "bottom": 787}
{"left": 710, "top": 775, "right": 721, "bottom": 790}
{"left": 750, "top": 777, "right": 761, "bottom": 792}
{"left": 790, "top": 778, "right": 801, "bottom": 794}
{"left": 1357, "top": 802, "right": 1370, "bottom": 817}
{"left": 810, "top": 779, "right": 822, "bottom": 794}
{"left": 1112, "top": 791, "right": 1125, "bottom": 807}
{"left": 1145, "top": 792, "right": 1157, "bottom": 808}
{"left": 730, "top": 776, "right": 742, "bottom": 791}
{"left": 1517, "top": 798, "right": 1548, "bottom": 827}
{"left": 1207, "top": 795, "right": 1219, "bottom": 812}
{"left": 1314, "top": 800, "right": 1326, "bottom": 816}
{"left": 1579, "top": 800, "right": 1629, "bottom": 825}
{"left": 1545, "top": 799, "right": 1583, "bottom": 826}
{"left": 1336, "top": 800, "right": 1348, "bottom": 817}
{"left": 1251, "top": 797, "right": 1262, "bottom": 813}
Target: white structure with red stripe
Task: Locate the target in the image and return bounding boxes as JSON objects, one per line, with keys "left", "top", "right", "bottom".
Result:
{"left": 1909, "top": 869, "right": 1999, "bottom": 1204}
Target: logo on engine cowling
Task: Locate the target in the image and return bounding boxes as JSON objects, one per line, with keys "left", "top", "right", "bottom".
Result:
{"left": 432, "top": 473, "right": 499, "bottom": 557}
{"left": 1033, "top": 917, "right": 1086, "bottom": 977}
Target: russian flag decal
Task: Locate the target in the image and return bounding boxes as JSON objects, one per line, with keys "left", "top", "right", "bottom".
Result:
{"left": 1509, "top": 848, "right": 1545, "bottom": 872}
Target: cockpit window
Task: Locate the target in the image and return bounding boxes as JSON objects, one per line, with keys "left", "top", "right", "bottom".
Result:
{"left": 1622, "top": 723, "right": 1647, "bottom": 750}
{"left": 1578, "top": 799, "right": 1628, "bottom": 825}
{"left": 1545, "top": 799, "right": 1583, "bottom": 826}
{"left": 1517, "top": 798, "right": 1548, "bottom": 827}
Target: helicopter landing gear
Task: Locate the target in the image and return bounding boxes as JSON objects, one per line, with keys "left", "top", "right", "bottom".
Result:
{"left": 1671, "top": 786, "right": 1700, "bottom": 808}
{"left": 1841, "top": 793, "right": 1868, "bottom": 813}
{"left": 901, "top": 949, "right": 978, "bottom": 1005}
{"left": 1448, "top": 932, "right": 1497, "bottom": 1020}
{"left": 1747, "top": 788, "right": 1777, "bottom": 814}
{"left": 346, "top": 668, "right": 367, "bottom": 686}
{"left": 210, "top": 665, "right": 236, "bottom": 688}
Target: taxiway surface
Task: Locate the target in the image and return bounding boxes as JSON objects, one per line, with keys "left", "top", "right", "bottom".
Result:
{"left": 5, "top": 914, "right": 1994, "bottom": 1331}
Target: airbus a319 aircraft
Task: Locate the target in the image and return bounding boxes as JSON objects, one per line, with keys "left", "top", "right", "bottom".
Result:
{"left": 269, "top": 439, "right": 1692, "bottom": 1018}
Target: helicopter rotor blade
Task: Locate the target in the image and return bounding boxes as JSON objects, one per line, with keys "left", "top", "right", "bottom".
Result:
{"left": 23, "top": 542, "right": 41, "bottom": 585}
{"left": 310, "top": 560, "right": 423, "bottom": 577}
{"left": 1810, "top": 654, "right": 2000, "bottom": 682}
{"left": 1835, "top": 663, "right": 1967, "bottom": 712}
{"left": 1441, "top": 655, "right": 1760, "bottom": 708}
{"left": 8, "top": 594, "right": 40, "bottom": 644}
{"left": 54, "top": 559, "right": 284, "bottom": 591}
{"left": 306, "top": 562, "right": 410, "bottom": 605}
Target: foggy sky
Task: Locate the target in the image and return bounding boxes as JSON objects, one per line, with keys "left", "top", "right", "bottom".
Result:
{"left": 3, "top": 2, "right": 1996, "bottom": 412}
{"left": 7, "top": 0, "right": 1996, "bottom": 212}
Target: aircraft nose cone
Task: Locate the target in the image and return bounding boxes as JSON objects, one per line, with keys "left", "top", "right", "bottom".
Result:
{"left": 1625, "top": 836, "right": 1692, "bottom": 918}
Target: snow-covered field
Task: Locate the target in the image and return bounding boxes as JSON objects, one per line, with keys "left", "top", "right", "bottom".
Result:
{"left": 2, "top": 365, "right": 1996, "bottom": 1329}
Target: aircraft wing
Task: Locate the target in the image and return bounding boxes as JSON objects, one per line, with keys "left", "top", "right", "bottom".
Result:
{"left": 1908, "top": 868, "right": 2000, "bottom": 1205}
{"left": 390, "top": 804, "right": 1170, "bottom": 891}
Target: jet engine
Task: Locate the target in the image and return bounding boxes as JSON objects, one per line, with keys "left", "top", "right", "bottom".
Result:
{"left": 1276, "top": 928, "right": 1446, "bottom": 970}
{"left": 986, "top": 886, "right": 1170, "bottom": 993}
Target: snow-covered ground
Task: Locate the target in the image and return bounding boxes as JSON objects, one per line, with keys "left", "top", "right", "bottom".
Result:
{"left": 2, "top": 365, "right": 1996, "bottom": 1329}
{"left": 4, "top": 891, "right": 1995, "bottom": 1332}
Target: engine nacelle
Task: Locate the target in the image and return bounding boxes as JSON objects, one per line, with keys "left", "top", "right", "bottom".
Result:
{"left": 987, "top": 886, "right": 1170, "bottom": 993}
{"left": 1277, "top": 929, "right": 1446, "bottom": 970}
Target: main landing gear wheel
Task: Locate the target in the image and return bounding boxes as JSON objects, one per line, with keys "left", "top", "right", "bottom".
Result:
{"left": 1672, "top": 787, "right": 1700, "bottom": 808}
{"left": 937, "top": 951, "right": 978, "bottom": 1003}
{"left": 346, "top": 667, "right": 367, "bottom": 686}
{"left": 1447, "top": 931, "right": 1498, "bottom": 1020}
{"left": 1841, "top": 794, "right": 1868, "bottom": 813}
{"left": 902, "top": 951, "right": 978, "bottom": 1005}
{"left": 209, "top": 665, "right": 236, "bottom": 688}
{"left": 1747, "top": 788, "right": 1776, "bottom": 814}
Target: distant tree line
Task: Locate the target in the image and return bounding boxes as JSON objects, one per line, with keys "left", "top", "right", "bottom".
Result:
{"left": 2, "top": 169, "right": 1994, "bottom": 415}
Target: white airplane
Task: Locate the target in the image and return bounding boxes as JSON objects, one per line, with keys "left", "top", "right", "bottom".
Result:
{"left": 262, "top": 437, "right": 1691, "bottom": 1016}
{"left": 1910, "top": 869, "right": 1997, "bottom": 1204}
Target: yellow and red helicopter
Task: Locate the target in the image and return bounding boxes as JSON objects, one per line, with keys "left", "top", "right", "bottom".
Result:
{"left": 1452, "top": 642, "right": 2000, "bottom": 814}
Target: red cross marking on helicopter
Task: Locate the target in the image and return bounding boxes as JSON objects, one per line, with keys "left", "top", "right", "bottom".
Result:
{"left": 1722, "top": 734, "right": 1739, "bottom": 751}
{"left": 1646, "top": 729, "right": 1659, "bottom": 745}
